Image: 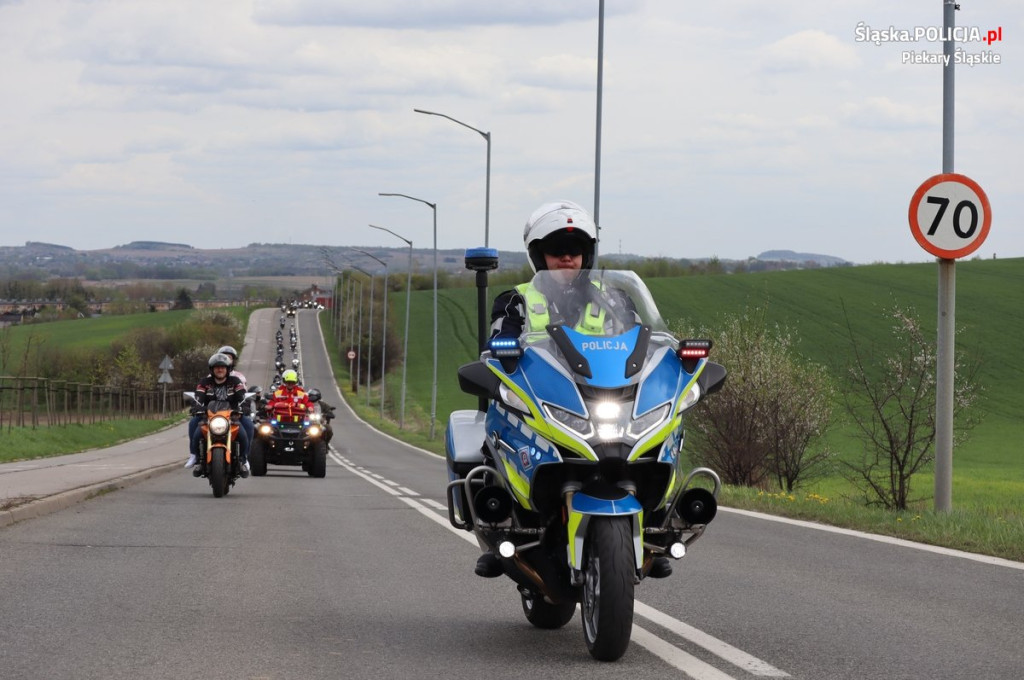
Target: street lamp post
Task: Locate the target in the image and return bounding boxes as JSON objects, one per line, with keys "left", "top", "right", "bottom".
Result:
{"left": 353, "top": 248, "right": 389, "bottom": 419}
{"left": 414, "top": 108, "right": 491, "bottom": 248}
{"left": 369, "top": 224, "right": 413, "bottom": 429}
{"left": 355, "top": 279, "right": 363, "bottom": 393}
{"left": 379, "top": 192, "right": 438, "bottom": 439}
{"left": 350, "top": 264, "right": 373, "bottom": 407}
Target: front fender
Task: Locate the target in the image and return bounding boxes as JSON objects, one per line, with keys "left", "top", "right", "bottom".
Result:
{"left": 566, "top": 491, "right": 643, "bottom": 571}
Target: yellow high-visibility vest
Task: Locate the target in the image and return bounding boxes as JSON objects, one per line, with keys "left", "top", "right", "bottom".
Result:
{"left": 514, "top": 281, "right": 607, "bottom": 335}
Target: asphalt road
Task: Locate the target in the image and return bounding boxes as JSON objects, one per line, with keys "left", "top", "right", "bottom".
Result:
{"left": 0, "top": 308, "right": 1020, "bottom": 680}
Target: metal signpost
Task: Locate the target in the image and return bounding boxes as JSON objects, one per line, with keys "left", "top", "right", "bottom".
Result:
{"left": 157, "top": 355, "right": 174, "bottom": 413}
{"left": 908, "top": 1, "right": 992, "bottom": 513}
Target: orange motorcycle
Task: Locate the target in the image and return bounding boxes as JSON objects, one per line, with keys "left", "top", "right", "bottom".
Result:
{"left": 187, "top": 394, "right": 244, "bottom": 497}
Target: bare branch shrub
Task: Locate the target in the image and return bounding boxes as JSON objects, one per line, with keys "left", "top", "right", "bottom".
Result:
{"left": 839, "top": 302, "right": 982, "bottom": 510}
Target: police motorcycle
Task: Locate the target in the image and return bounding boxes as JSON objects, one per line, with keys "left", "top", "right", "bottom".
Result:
{"left": 446, "top": 269, "right": 726, "bottom": 662}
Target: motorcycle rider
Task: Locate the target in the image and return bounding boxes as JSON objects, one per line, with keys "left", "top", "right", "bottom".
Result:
{"left": 264, "top": 369, "right": 314, "bottom": 423}
{"left": 306, "top": 388, "right": 335, "bottom": 445}
{"left": 217, "top": 345, "right": 255, "bottom": 448}
{"left": 490, "top": 200, "right": 635, "bottom": 341}
{"left": 186, "top": 352, "right": 251, "bottom": 478}
{"left": 477, "top": 200, "right": 667, "bottom": 578}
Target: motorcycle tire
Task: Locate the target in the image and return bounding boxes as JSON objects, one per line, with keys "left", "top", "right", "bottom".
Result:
{"left": 521, "top": 591, "right": 576, "bottom": 630}
{"left": 250, "top": 438, "right": 268, "bottom": 477}
{"left": 209, "top": 449, "right": 229, "bottom": 498}
{"left": 309, "top": 441, "right": 327, "bottom": 478}
{"left": 581, "top": 516, "right": 635, "bottom": 661}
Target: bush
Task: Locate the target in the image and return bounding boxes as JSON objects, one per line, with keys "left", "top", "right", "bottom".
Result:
{"left": 683, "top": 307, "right": 834, "bottom": 491}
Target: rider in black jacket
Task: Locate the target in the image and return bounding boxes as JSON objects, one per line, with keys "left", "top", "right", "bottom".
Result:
{"left": 186, "top": 352, "right": 251, "bottom": 478}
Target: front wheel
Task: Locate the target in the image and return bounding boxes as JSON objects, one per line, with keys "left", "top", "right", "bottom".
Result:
{"left": 209, "top": 448, "right": 228, "bottom": 498}
{"left": 521, "top": 590, "right": 576, "bottom": 630}
{"left": 309, "top": 441, "right": 327, "bottom": 478}
{"left": 581, "top": 516, "right": 635, "bottom": 661}
{"left": 250, "top": 438, "right": 268, "bottom": 477}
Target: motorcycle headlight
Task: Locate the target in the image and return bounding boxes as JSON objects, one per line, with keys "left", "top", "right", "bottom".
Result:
{"left": 544, "top": 403, "right": 593, "bottom": 438}
{"left": 628, "top": 403, "right": 671, "bottom": 439}
{"left": 209, "top": 416, "right": 230, "bottom": 436}
{"left": 259, "top": 424, "right": 273, "bottom": 436}
{"left": 307, "top": 425, "right": 322, "bottom": 437}
{"left": 592, "top": 401, "right": 625, "bottom": 441}
{"left": 678, "top": 383, "right": 701, "bottom": 413}
{"left": 498, "top": 383, "right": 531, "bottom": 414}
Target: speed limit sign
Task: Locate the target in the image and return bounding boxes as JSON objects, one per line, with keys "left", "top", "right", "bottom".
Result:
{"left": 346, "top": 350, "right": 356, "bottom": 360}
{"left": 908, "top": 173, "right": 991, "bottom": 259}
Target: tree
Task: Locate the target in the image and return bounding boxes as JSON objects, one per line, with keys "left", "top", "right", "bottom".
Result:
{"left": 840, "top": 302, "right": 982, "bottom": 510}
{"left": 686, "top": 308, "right": 834, "bottom": 491}
{"left": 172, "top": 288, "right": 193, "bottom": 310}
{"left": 195, "top": 282, "right": 216, "bottom": 300}
{"left": 110, "top": 344, "right": 151, "bottom": 389}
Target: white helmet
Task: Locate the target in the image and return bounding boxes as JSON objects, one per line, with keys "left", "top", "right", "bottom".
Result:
{"left": 523, "top": 200, "right": 597, "bottom": 272}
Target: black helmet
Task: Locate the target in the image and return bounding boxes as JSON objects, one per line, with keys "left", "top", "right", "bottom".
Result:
{"left": 217, "top": 345, "right": 238, "bottom": 363}
{"left": 208, "top": 353, "right": 232, "bottom": 370}
{"left": 307, "top": 388, "right": 321, "bottom": 402}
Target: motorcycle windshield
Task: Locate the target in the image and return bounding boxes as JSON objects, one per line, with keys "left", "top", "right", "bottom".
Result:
{"left": 524, "top": 269, "right": 667, "bottom": 336}
{"left": 206, "top": 399, "right": 233, "bottom": 414}
{"left": 520, "top": 270, "right": 674, "bottom": 389}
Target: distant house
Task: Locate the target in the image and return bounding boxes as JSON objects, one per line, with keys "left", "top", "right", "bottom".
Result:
{"left": 0, "top": 312, "right": 24, "bottom": 327}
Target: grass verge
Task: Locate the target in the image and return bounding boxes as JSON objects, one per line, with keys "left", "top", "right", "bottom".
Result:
{"left": 720, "top": 485, "right": 1024, "bottom": 563}
{"left": 0, "top": 416, "right": 185, "bottom": 463}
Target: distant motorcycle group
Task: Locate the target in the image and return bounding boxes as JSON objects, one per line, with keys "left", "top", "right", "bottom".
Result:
{"left": 185, "top": 304, "right": 336, "bottom": 497}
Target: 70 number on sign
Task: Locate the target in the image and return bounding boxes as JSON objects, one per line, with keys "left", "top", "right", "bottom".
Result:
{"left": 908, "top": 173, "right": 991, "bottom": 260}
{"left": 925, "top": 194, "right": 978, "bottom": 239}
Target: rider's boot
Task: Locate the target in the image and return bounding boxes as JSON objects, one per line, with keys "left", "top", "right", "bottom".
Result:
{"left": 648, "top": 555, "right": 673, "bottom": 578}
{"left": 475, "top": 552, "right": 503, "bottom": 578}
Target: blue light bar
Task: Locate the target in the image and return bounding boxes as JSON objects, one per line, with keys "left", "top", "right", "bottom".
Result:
{"left": 488, "top": 336, "right": 523, "bottom": 358}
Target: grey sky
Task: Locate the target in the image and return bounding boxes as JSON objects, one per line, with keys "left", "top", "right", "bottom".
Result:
{"left": 0, "top": 0, "right": 1019, "bottom": 264}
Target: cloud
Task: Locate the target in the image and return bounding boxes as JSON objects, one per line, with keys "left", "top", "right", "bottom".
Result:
{"left": 252, "top": 0, "right": 640, "bottom": 29}
{"left": 517, "top": 54, "right": 596, "bottom": 91}
{"left": 761, "top": 30, "right": 861, "bottom": 73}
{"left": 839, "top": 96, "right": 938, "bottom": 130}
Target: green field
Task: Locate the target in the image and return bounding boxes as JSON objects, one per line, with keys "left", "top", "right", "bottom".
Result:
{"left": 0, "top": 307, "right": 250, "bottom": 360}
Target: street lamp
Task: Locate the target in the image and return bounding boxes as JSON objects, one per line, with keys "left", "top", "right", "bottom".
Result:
{"left": 350, "top": 263, "right": 373, "bottom": 406}
{"left": 352, "top": 248, "right": 389, "bottom": 419}
{"left": 379, "top": 192, "right": 438, "bottom": 439}
{"left": 414, "top": 108, "right": 491, "bottom": 248}
{"left": 369, "top": 224, "right": 413, "bottom": 430}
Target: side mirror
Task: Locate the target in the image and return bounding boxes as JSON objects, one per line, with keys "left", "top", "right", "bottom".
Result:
{"left": 698, "top": 362, "right": 727, "bottom": 396}
{"left": 457, "top": 362, "right": 501, "bottom": 400}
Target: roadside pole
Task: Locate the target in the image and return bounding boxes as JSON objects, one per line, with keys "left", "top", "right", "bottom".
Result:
{"left": 906, "top": 3, "right": 991, "bottom": 513}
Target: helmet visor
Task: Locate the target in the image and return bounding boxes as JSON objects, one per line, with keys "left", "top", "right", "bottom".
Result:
{"left": 540, "top": 235, "right": 586, "bottom": 258}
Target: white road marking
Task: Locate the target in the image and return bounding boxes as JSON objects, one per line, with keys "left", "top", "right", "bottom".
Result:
{"left": 632, "top": 625, "right": 739, "bottom": 680}
{"left": 721, "top": 507, "right": 1024, "bottom": 571}
{"left": 420, "top": 498, "right": 447, "bottom": 511}
{"left": 634, "top": 602, "right": 789, "bottom": 677}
